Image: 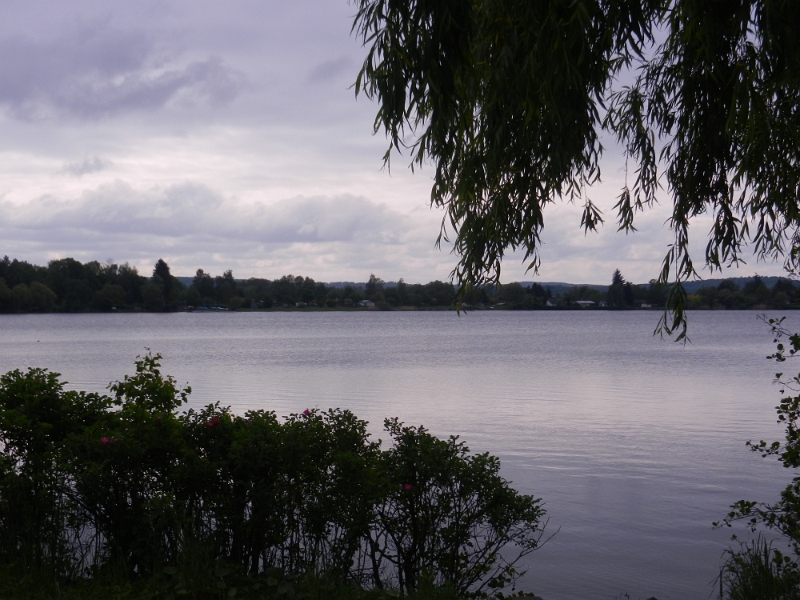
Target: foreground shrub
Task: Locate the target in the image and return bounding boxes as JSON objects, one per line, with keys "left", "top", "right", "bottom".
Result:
{"left": 68, "top": 353, "right": 192, "bottom": 576}
{"left": 0, "top": 367, "right": 110, "bottom": 581}
{"left": 0, "top": 354, "right": 545, "bottom": 598}
{"left": 368, "top": 419, "right": 543, "bottom": 595}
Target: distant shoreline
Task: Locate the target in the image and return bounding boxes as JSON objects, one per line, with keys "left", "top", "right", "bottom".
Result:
{"left": 3, "top": 255, "right": 798, "bottom": 314}
{"left": 2, "top": 305, "right": 796, "bottom": 315}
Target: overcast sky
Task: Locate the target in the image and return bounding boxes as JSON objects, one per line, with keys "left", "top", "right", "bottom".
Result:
{"left": 0, "top": 0, "right": 788, "bottom": 284}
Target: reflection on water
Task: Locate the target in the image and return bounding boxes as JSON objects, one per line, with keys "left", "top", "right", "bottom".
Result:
{"left": 0, "top": 310, "right": 791, "bottom": 599}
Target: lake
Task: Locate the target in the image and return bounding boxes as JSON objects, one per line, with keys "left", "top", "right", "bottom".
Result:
{"left": 0, "top": 310, "right": 792, "bottom": 599}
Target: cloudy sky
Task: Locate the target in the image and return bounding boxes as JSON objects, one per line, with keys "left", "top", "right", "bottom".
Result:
{"left": 0, "top": 0, "right": 787, "bottom": 284}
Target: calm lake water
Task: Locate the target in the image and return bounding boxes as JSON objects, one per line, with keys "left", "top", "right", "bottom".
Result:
{"left": 0, "top": 310, "right": 793, "bottom": 599}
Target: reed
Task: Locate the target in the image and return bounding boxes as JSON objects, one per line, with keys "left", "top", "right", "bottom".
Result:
{"left": 719, "top": 536, "right": 799, "bottom": 600}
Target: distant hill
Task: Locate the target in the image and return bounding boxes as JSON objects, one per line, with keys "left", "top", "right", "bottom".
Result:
{"left": 519, "top": 276, "right": 799, "bottom": 294}
{"left": 176, "top": 274, "right": 799, "bottom": 295}
{"left": 679, "top": 277, "right": 798, "bottom": 293}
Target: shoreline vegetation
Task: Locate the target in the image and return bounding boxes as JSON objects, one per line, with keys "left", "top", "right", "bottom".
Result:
{"left": 0, "top": 354, "right": 546, "bottom": 600}
{"left": 1, "top": 256, "right": 799, "bottom": 315}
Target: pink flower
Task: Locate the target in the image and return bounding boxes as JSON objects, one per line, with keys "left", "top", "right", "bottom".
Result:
{"left": 403, "top": 484, "right": 413, "bottom": 491}
{"left": 100, "top": 437, "right": 110, "bottom": 445}
{"left": 303, "top": 409, "right": 310, "bottom": 416}
{"left": 206, "top": 416, "right": 221, "bottom": 427}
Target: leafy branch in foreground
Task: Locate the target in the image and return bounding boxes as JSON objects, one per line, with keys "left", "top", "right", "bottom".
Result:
{"left": 352, "top": 1, "right": 800, "bottom": 339}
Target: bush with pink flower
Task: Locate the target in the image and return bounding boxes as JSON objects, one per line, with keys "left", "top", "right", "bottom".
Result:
{"left": 0, "top": 353, "right": 545, "bottom": 599}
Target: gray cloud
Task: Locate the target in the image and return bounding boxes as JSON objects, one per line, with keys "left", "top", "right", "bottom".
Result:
{"left": 0, "top": 25, "right": 245, "bottom": 119}
{"left": 62, "top": 156, "right": 112, "bottom": 176}
{"left": 307, "top": 56, "right": 353, "bottom": 84}
{"left": 0, "top": 181, "right": 411, "bottom": 246}
{"left": 0, "top": 1, "right": 452, "bottom": 281}
{"left": 1, "top": 180, "right": 779, "bottom": 284}
{"left": 0, "top": 181, "right": 454, "bottom": 280}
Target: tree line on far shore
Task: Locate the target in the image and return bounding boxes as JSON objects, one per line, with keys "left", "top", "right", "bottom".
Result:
{"left": 0, "top": 256, "right": 460, "bottom": 313}
{"left": 0, "top": 255, "right": 798, "bottom": 313}
{"left": 556, "top": 269, "right": 800, "bottom": 311}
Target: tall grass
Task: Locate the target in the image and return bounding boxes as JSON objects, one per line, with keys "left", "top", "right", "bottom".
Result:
{"left": 720, "top": 536, "right": 800, "bottom": 600}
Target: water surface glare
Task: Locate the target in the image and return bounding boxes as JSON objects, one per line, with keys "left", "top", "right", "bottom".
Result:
{"left": 0, "top": 310, "right": 792, "bottom": 599}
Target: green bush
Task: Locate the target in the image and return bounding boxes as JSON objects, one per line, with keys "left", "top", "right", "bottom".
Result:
{"left": 68, "top": 353, "right": 192, "bottom": 576}
{"left": 368, "top": 419, "right": 543, "bottom": 595}
{"left": 0, "top": 355, "right": 545, "bottom": 599}
{"left": 0, "top": 367, "right": 110, "bottom": 581}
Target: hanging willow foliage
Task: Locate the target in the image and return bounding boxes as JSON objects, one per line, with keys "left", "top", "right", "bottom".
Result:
{"left": 352, "top": 0, "right": 800, "bottom": 339}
